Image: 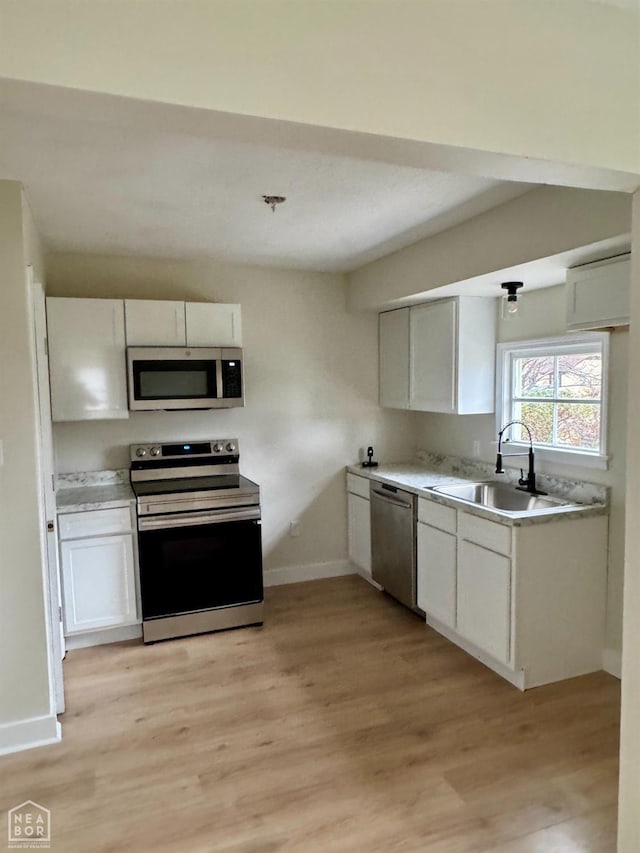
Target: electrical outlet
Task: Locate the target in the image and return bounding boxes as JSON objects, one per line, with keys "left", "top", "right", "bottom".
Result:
{"left": 290, "top": 520, "right": 301, "bottom": 538}
{"left": 472, "top": 440, "right": 481, "bottom": 458}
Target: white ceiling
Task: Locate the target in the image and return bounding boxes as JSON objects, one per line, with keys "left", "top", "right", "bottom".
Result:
{"left": 0, "top": 99, "right": 535, "bottom": 273}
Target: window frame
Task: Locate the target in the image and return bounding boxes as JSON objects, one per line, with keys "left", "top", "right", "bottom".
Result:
{"left": 496, "top": 332, "right": 609, "bottom": 470}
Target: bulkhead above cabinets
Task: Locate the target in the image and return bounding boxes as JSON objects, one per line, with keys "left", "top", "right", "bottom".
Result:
{"left": 379, "top": 296, "right": 497, "bottom": 415}
{"left": 45, "top": 296, "right": 242, "bottom": 422}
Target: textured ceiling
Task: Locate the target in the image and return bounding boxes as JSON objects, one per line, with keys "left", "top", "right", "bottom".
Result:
{"left": 0, "top": 105, "right": 532, "bottom": 272}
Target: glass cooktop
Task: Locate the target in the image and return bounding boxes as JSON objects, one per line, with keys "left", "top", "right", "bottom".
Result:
{"left": 131, "top": 474, "right": 258, "bottom": 497}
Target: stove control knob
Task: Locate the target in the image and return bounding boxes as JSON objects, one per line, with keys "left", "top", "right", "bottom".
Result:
{"left": 226, "top": 442, "right": 236, "bottom": 453}
{"left": 150, "top": 446, "right": 161, "bottom": 457}
{"left": 213, "top": 443, "right": 224, "bottom": 453}
{"left": 135, "top": 447, "right": 147, "bottom": 458}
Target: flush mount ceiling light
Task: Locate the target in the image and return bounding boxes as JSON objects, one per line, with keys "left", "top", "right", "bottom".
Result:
{"left": 262, "top": 195, "right": 286, "bottom": 212}
{"left": 501, "top": 281, "right": 524, "bottom": 315}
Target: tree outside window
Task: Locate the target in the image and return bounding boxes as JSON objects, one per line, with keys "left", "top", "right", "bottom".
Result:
{"left": 497, "top": 334, "right": 608, "bottom": 463}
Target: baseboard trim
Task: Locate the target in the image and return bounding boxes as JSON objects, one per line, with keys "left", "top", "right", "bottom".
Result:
{"left": 66, "top": 623, "right": 142, "bottom": 650}
{"left": 0, "top": 714, "right": 61, "bottom": 757}
{"left": 603, "top": 648, "right": 622, "bottom": 679}
{"left": 264, "top": 560, "right": 355, "bottom": 587}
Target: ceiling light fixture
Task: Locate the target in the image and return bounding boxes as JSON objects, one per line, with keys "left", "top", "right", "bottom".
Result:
{"left": 501, "top": 281, "right": 523, "bottom": 315}
{"left": 262, "top": 195, "right": 286, "bottom": 212}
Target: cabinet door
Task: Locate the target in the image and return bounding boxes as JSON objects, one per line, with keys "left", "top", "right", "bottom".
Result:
{"left": 61, "top": 534, "right": 137, "bottom": 634}
{"left": 457, "top": 540, "right": 511, "bottom": 664}
{"left": 125, "top": 299, "right": 186, "bottom": 345}
{"left": 185, "top": 303, "right": 242, "bottom": 347}
{"left": 566, "top": 256, "right": 630, "bottom": 330}
{"left": 410, "top": 300, "right": 457, "bottom": 413}
{"left": 417, "top": 522, "right": 456, "bottom": 628}
{"left": 46, "top": 297, "right": 128, "bottom": 421}
{"left": 379, "top": 308, "right": 410, "bottom": 409}
{"left": 348, "top": 493, "right": 371, "bottom": 576}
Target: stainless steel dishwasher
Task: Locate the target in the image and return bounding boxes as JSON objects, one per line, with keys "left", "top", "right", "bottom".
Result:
{"left": 370, "top": 482, "right": 421, "bottom": 614}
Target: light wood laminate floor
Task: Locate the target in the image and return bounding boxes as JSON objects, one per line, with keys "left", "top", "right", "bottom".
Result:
{"left": 0, "top": 576, "right": 620, "bottom": 852}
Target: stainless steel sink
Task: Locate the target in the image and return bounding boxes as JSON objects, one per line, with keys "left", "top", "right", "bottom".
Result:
{"left": 429, "top": 481, "right": 574, "bottom": 513}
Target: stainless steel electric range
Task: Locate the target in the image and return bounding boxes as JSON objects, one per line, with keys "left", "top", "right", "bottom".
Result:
{"left": 130, "top": 439, "right": 263, "bottom": 643}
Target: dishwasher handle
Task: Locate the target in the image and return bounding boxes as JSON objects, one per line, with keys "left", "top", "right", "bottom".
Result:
{"left": 371, "top": 487, "right": 412, "bottom": 510}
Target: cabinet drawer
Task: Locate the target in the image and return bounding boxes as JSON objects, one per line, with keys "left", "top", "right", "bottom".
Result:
{"left": 346, "top": 473, "right": 371, "bottom": 500}
{"left": 459, "top": 512, "right": 511, "bottom": 556}
{"left": 418, "top": 498, "right": 456, "bottom": 533}
{"left": 59, "top": 507, "right": 133, "bottom": 540}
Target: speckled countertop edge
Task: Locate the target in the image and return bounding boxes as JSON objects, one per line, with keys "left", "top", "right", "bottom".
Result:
{"left": 346, "top": 460, "right": 609, "bottom": 527}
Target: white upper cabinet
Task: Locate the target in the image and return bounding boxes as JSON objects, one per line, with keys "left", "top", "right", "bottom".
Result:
{"left": 125, "top": 300, "right": 242, "bottom": 347}
{"left": 124, "top": 299, "right": 186, "bottom": 345}
{"left": 47, "top": 297, "right": 129, "bottom": 422}
{"left": 379, "top": 296, "right": 496, "bottom": 414}
{"left": 379, "top": 308, "right": 410, "bottom": 408}
{"left": 566, "top": 254, "right": 630, "bottom": 331}
{"left": 410, "top": 300, "right": 457, "bottom": 413}
{"left": 186, "top": 302, "right": 242, "bottom": 347}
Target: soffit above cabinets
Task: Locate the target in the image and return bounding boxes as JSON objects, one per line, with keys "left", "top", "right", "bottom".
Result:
{"left": 380, "top": 237, "right": 632, "bottom": 308}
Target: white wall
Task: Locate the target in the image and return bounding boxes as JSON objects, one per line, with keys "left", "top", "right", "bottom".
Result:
{"left": 0, "top": 1, "right": 638, "bottom": 175}
{"left": 411, "top": 284, "right": 627, "bottom": 668}
{"left": 618, "top": 187, "right": 640, "bottom": 853}
{"left": 46, "top": 252, "right": 414, "bottom": 573}
{"left": 0, "top": 182, "right": 54, "bottom": 739}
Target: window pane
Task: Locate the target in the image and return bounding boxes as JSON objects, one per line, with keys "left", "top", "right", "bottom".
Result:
{"left": 515, "top": 401, "right": 554, "bottom": 444}
{"left": 558, "top": 353, "right": 601, "bottom": 400}
{"left": 557, "top": 403, "right": 601, "bottom": 450}
{"left": 513, "top": 355, "right": 554, "bottom": 398}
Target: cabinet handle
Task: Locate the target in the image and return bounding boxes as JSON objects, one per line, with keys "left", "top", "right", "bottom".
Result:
{"left": 371, "top": 488, "right": 412, "bottom": 509}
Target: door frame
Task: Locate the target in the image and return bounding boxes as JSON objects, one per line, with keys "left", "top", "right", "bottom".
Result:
{"left": 28, "top": 268, "right": 65, "bottom": 715}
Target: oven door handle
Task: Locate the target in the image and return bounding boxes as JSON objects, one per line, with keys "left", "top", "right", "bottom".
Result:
{"left": 138, "top": 507, "right": 261, "bottom": 531}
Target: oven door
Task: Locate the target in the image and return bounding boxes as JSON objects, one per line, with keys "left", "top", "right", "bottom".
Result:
{"left": 137, "top": 507, "right": 263, "bottom": 623}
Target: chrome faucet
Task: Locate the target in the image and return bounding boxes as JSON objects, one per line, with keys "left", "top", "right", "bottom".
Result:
{"left": 496, "top": 420, "right": 547, "bottom": 496}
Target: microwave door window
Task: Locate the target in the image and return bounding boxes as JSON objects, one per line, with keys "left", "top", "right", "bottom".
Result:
{"left": 134, "top": 360, "right": 217, "bottom": 400}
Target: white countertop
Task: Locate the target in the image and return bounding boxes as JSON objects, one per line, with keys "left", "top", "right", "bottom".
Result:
{"left": 56, "top": 483, "right": 135, "bottom": 513}
{"left": 347, "top": 463, "right": 468, "bottom": 492}
{"left": 347, "top": 463, "right": 608, "bottom": 526}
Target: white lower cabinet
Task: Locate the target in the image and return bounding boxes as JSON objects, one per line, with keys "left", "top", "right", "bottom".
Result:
{"left": 417, "top": 523, "right": 456, "bottom": 629}
{"left": 417, "top": 495, "right": 608, "bottom": 690}
{"left": 348, "top": 493, "right": 372, "bottom": 576}
{"left": 59, "top": 506, "right": 139, "bottom": 638}
{"left": 346, "top": 473, "right": 371, "bottom": 576}
{"left": 61, "top": 535, "right": 137, "bottom": 633}
{"left": 457, "top": 540, "right": 511, "bottom": 665}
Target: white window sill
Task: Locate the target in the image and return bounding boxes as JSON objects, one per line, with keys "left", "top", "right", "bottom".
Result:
{"left": 497, "top": 443, "right": 608, "bottom": 471}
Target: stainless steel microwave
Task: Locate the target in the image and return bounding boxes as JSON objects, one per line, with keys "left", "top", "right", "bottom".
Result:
{"left": 127, "top": 347, "right": 244, "bottom": 411}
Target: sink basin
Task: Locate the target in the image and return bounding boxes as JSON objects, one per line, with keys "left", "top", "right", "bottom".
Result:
{"left": 429, "top": 482, "right": 574, "bottom": 513}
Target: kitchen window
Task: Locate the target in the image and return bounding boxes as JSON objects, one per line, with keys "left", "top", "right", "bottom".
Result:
{"left": 496, "top": 333, "right": 609, "bottom": 469}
